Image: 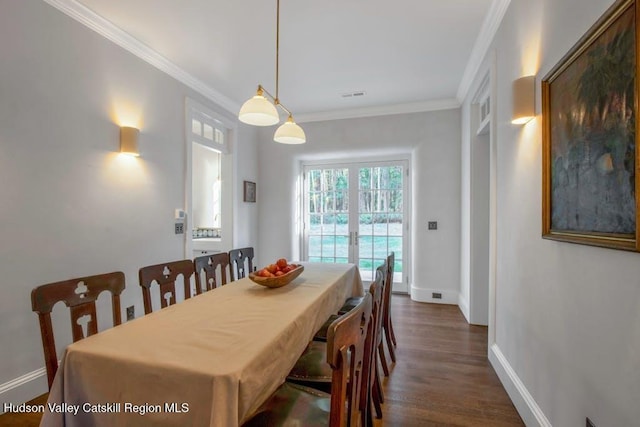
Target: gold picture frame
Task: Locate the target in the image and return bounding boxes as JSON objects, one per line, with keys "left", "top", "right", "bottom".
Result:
{"left": 541, "top": 0, "right": 640, "bottom": 251}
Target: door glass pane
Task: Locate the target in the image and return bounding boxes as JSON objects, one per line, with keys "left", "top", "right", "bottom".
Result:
{"left": 308, "top": 236, "right": 322, "bottom": 257}
{"left": 322, "top": 213, "right": 335, "bottom": 234}
{"left": 309, "top": 170, "right": 321, "bottom": 191}
{"left": 358, "top": 166, "right": 404, "bottom": 284}
{"left": 305, "top": 168, "right": 349, "bottom": 263}
{"left": 336, "top": 235, "right": 349, "bottom": 258}
{"left": 309, "top": 214, "right": 321, "bottom": 232}
{"left": 322, "top": 236, "right": 336, "bottom": 257}
{"left": 308, "top": 193, "right": 320, "bottom": 214}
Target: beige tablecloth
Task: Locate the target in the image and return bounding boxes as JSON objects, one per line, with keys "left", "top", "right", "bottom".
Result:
{"left": 41, "top": 262, "right": 363, "bottom": 427}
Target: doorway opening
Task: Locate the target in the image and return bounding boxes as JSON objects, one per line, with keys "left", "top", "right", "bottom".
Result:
{"left": 184, "top": 98, "right": 234, "bottom": 258}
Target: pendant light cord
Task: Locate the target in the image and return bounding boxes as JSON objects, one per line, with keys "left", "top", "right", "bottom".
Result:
{"left": 275, "top": 0, "right": 280, "bottom": 103}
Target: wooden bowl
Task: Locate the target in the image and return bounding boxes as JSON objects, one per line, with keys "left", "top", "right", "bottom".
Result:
{"left": 249, "top": 265, "right": 304, "bottom": 288}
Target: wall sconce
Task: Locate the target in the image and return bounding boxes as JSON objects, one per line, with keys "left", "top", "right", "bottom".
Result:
{"left": 120, "top": 126, "right": 140, "bottom": 156}
{"left": 512, "top": 75, "right": 535, "bottom": 125}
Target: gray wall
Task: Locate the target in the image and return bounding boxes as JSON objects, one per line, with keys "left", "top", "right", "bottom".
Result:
{"left": 0, "top": 0, "right": 258, "bottom": 404}
{"left": 255, "top": 110, "right": 461, "bottom": 302}
{"left": 461, "top": 0, "right": 640, "bottom": 425}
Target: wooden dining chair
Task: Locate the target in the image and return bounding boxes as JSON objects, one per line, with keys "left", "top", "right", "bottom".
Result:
{"left": 287, "top": 266, "right": 386, "bottom": 423}
{"left": 194, "top": 252, "right": 230, "bottom": 291}
{"left": 328, "top": 252, "right": 397, "bottom": 372}
{"left": 313, "top": 259, "right": 387, "bottom": 343}
{"left": 382, "top": 251, "right": 398, "bottom": 363}
{"left": 30, "top": 271, "right": 126, "bottom": 389}
{"left": 333, "top": 261, "right": 392, "bottom": 378}
{"left": 228, "top": 247, "right": 255, "bottom": 281}
{"left": 242, "top": 293, "right": 373, "bottom": 427}
{"left": 139, "top": 259, "right": 196, "bottom": 314}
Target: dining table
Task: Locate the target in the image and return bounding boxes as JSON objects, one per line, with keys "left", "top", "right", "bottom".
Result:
{"left": 40, "top": 262, "right": 363, "bottom": 427}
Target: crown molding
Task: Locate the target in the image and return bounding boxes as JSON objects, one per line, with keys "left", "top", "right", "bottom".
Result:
{"left": 456, "top": 0, "right": 511, "bottom": 102}
{"left": 42, "top": 0, "right": 240, "bottom": 114}
{"left": 296, "top": 98, "right": 460, "bottom": 124}
{"left": 42, "top": 0, "right": 493, "bottom": 122}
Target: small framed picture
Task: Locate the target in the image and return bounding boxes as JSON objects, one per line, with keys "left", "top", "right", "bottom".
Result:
{"left": 244, "top": 181, "right": 256, "bottom": 203}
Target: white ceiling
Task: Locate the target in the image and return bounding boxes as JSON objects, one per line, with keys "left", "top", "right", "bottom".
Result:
{"left": 60, "top": 0, "right": 496, "bottom": 120}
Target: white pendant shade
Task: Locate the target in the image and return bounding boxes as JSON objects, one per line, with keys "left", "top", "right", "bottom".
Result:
{"left": 274, "top": 116, "right": 306, "bottom": 144}
{"left": 238, "top": 95, "right": 280, "bottom": 126}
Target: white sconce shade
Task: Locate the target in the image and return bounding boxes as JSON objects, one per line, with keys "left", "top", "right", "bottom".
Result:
{"left": 120, "top": 126, "right": 140, "bottom": 156}
{"left": 238, "top": 93, "right": 280, "bottom": 126}
{"left": 512, "top": 75, "right": 535, "bottom": 124}
{"left": 274, "top": 116, "right": 306, "bottom": 144}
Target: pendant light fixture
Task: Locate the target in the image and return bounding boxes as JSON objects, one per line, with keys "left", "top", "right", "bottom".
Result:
{"left": 238, "top": 0, "right": 306, "bottom": 144}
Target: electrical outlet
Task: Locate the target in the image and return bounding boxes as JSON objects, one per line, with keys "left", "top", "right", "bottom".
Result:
{"left": 175, "top": 223, "right": 184, "bottom": 234}
{"left": 126, "top": 306, "right": 135, "bottom": 321}
{"left": 586, "top": 418, "right": 596, "bottom": 427}
{"left": 432, "top": 292, "right": 442, "bottom": 299}
{"left": 428, "top": 221, "right": 438, "bottom": 230}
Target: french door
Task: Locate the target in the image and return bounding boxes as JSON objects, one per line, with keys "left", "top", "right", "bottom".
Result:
{"left": 302, "top": 160, "right": 409, "bottom": 293}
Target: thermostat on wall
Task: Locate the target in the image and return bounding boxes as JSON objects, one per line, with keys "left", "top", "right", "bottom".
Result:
{"left": 175, "top": 209, "right": 186, "bottom": 220}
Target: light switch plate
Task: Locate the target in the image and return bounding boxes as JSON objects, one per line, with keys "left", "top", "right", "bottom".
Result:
{"left": 428, "top": 221, "right": 438, "bottom": 230}
{"left": 175, "top": 223, "right": 184, "bottom": 234}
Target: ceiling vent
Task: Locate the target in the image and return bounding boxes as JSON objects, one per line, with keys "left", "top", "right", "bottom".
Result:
{"left": 341, "top": 91, "right": 366, "bottom": 98}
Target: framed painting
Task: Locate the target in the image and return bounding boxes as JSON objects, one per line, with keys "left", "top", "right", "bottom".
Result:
{"left": 542, "top": 0, "right": 640, "bottom": 251}
{"left": 244, "top": 181, "right": 256, "bottom": 203}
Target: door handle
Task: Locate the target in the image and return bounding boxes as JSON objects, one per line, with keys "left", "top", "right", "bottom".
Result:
{"left": 348, "top": 231, "right": 359, "bottom": 246}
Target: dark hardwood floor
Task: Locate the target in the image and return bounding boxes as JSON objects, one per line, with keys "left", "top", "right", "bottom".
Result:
{"left": 0, "top": 393, "right": 46, "bottom": 427}
{"left": 375, "top": 295, "right": 523, "bottom": 426}
{"left": 0, "top": 295, "right": 523, "bottom": 426}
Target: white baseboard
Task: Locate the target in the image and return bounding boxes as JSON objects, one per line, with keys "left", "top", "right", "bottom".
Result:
{"left": 489, "top": 343, "right": 551, "bottom": 427}
{"left": 458, "top": 293, "right": 470, "bottom": 322}
{"left": 0, "top": 367, "right": 48, "bottom": 413}
{"left": 410, "top": 286, "right": 459, "bottom": 304}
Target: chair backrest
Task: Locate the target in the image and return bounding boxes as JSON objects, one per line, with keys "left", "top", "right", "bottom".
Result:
{"left": 361, "top": 265, "right": 385, "bottom": 422}
{"left": 374, "top": 263, "right": 387, "bottom": 346}
{"left": 228, "top": 247, "right": 255, "bottom": 281}
{"left": 194, "top": 252, "right": 230, "bottom": 291}
{"left": 326, "top": 292, "right": 373, "bottom": 427}
{"left": 383, "top": 252, "right": 395, "bottom": 324}
{"left": 139, "top": 259, "right": 195, "bottom": 314}
{"left": 30, "top": 271, "right": 126, "bottom": 389}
